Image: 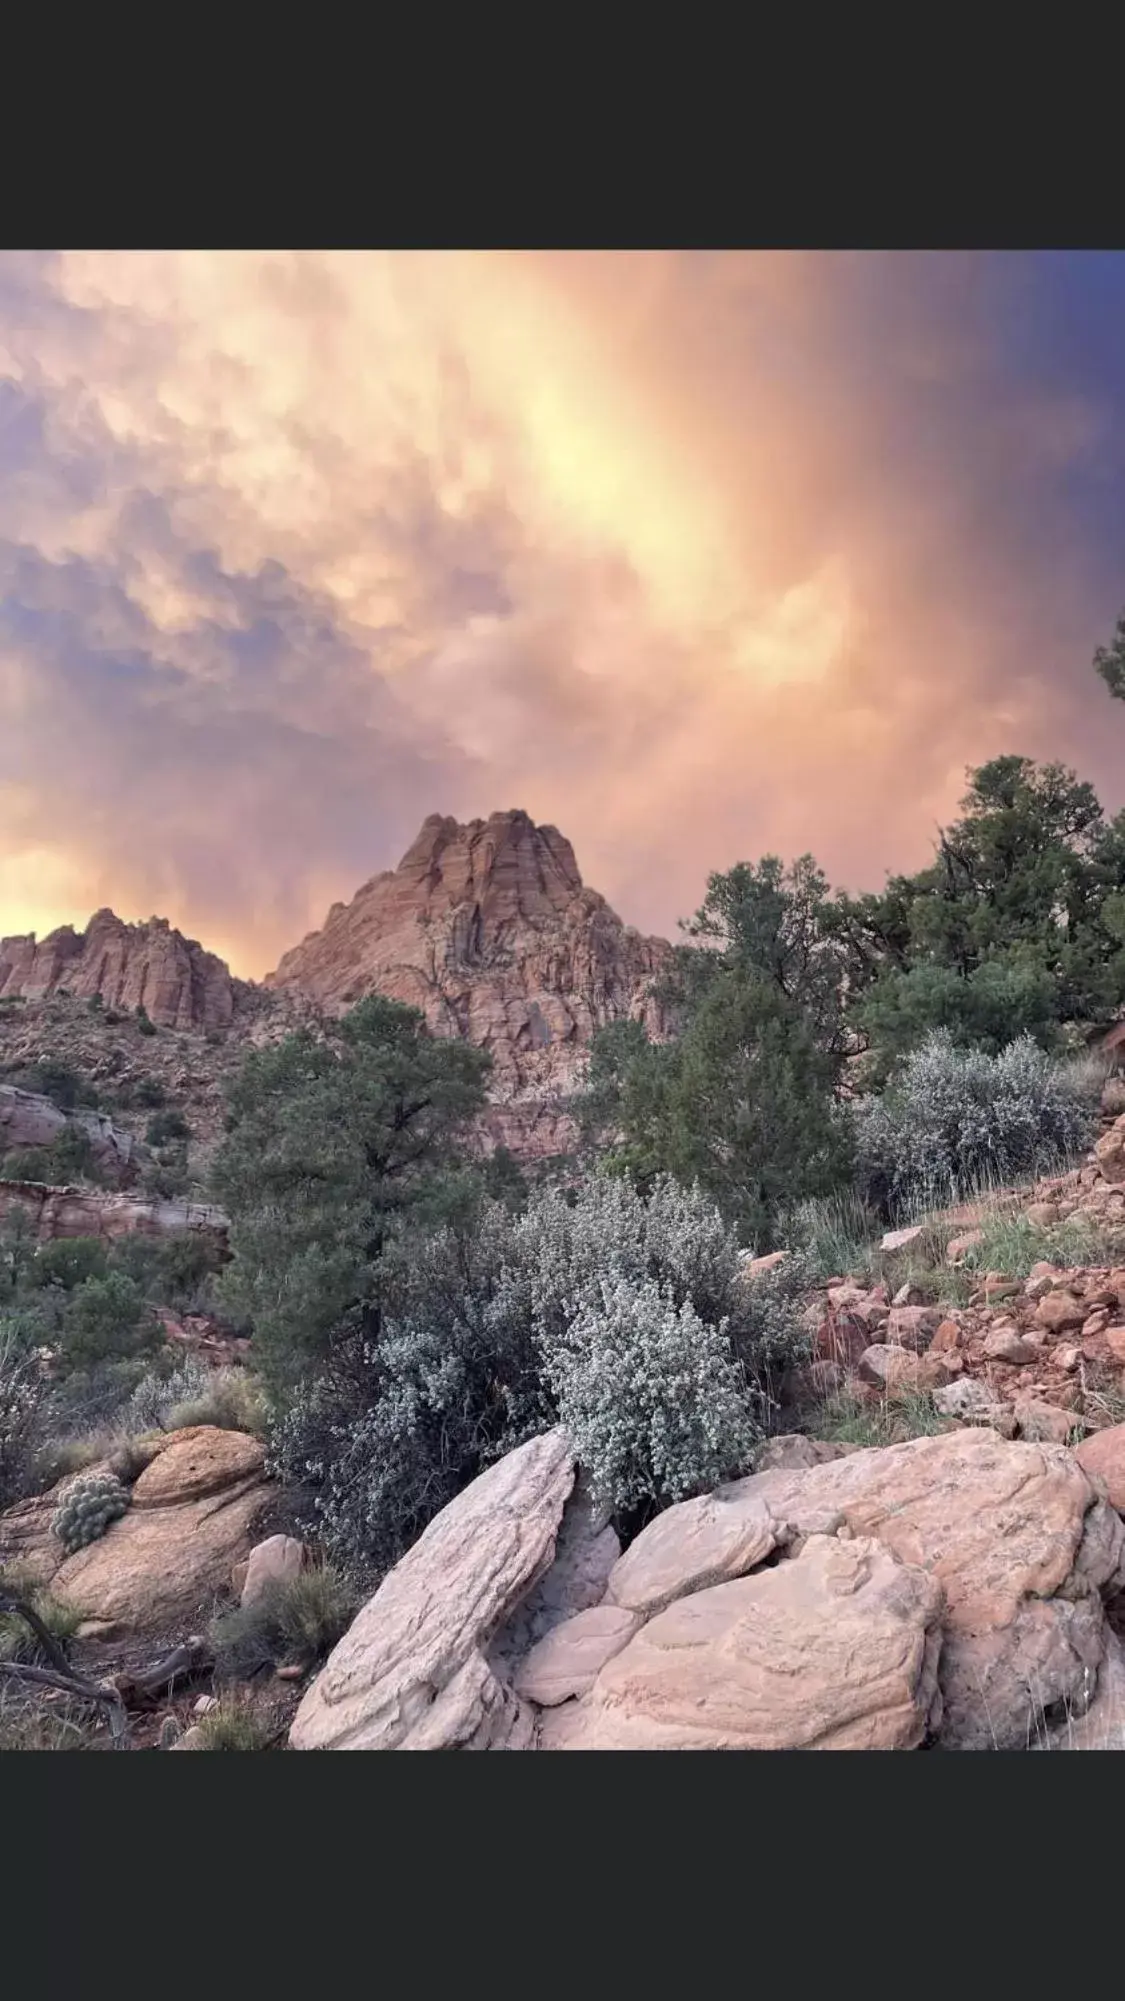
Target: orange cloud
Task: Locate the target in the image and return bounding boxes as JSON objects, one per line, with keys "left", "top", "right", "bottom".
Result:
{"left": 0, "top": 250, "right": 1120, "bottom": 974}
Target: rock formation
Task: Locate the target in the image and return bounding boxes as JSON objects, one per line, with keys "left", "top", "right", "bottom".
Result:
{"left": 288, "top": 1425, "right": 1125, "bottom": 1752}
{"left": 0, "top": 1084, "right": 138, "bottom": 1184}
{"left": 0, "top": 1179, "right": 228, "bottom": 1247}
{"left": 265, "top": 810, "right": 673, "bottom": 1156}
{"left": 0, "top": 1427, "right": 272, "bottom": 1635}
{"left": 0, "top": 908, "right": 240, "bottom": 1031}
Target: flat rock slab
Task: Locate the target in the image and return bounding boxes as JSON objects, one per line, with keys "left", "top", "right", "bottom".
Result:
{"left": 290, "top": 1428, "right": 576, "bottom": 1751}
{"left": 542, "top": 1534, "right": 944, "bottom": 1751}
{"left": 605, "top": 1492, "right": 785, "bottom": 1617}
{"left": 514, "top": 1605, "right": 641, "bottom": 1707}
{"left": 717, "top": 1428, "right": 1124, "bottom": 1750}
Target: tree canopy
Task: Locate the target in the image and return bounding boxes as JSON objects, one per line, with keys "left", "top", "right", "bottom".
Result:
{"left": 210, "top": 996, "right": 491, "bottom": 1390}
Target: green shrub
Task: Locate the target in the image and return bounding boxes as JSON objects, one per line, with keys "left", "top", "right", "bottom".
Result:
{"left": 542, "top": 1276, "right": 757, "bottom": 1522}
{"left": 107, "top": 1229, "right": 224, "bottom": 1310}
{"left": 30, "top": 1238, "right": 108, "bottom": 1292}
{"left": 196, "top": 1697, "right": 278, "bottom": 1750}
{"left": 210, "top": 1563, "right": 356, "bottom": 1681}
{"left": 1, "top": 1130, "right": 107, "bottom": 1188}
{"left": 145, "top": 1110, "right": 191, "bottom": 1147}
{"left": 854, "top": 1032, "right": 1098, "bottom": 1218}
{"left": 124, "top": 1076, "right": 166, "bottom": 1109}
{"left": 272, "top": 1174, "right": 793, "bottom": 1575}
{"left": 0, "top": 1328, "right": 48, "bottom": 1509}
{"left": 7, "top": 1060, "right": 98, "bottom": 1112}
{"left": 57, "top": 1273, "right": 163, "bottom": 1372}
{"left": 0, "top": 1567, "right": 81, "bottom": 1663}
{"left": 135, "top": 1007, "right": 158, "bottom": 1037}
{"left": 50, "top": 1471, "right": 130, "bottom": 1553}
{"left": 164, "top": 1368, "right": 269, "bottom": 1437}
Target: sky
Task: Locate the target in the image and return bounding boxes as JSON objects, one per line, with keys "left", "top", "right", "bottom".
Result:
{"left": 2, "top": 249, "right": 1125, "bottom": 978}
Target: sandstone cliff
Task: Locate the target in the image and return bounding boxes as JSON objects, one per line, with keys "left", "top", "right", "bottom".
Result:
{"left": 0, "top": 909, "right": 240, "bottom": 1032}
{"left": 0, "top": 1084, "right": 138, "bottom": 1186}
{"left": 0, "top": 1179, "right": 229, "bottom": 1247}
{"left": 265, "top": 810, "right": 673, "bottom": 1154}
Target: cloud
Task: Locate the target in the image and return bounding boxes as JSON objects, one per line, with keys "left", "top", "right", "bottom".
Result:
{"left": 1, "top": 250, "right": 1125, "bottom": 972}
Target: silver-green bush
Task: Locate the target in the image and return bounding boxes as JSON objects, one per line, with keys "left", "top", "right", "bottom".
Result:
{"left": 271, "top": 1173, "right": 790, "bottom": 1576}
{"left": 854, "top": 1030, "right": 1098, "bottom": 1217}
{"left": 539, "top": 1275, "right": 756, "bottom": 1518}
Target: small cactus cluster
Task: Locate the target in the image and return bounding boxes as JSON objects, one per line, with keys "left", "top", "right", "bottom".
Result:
{"left": 51, "top": 1472, "right": 130, "bottom": 1555}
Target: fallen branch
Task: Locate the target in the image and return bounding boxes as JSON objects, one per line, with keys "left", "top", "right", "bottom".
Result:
{"left": 112, "top": 1637, "right": 212, "bottom": 1707}
{"left": 0, "top": 1587, "right": 130, "bottom": 1747}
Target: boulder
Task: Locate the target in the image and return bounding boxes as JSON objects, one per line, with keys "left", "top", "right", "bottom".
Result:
{"left": 52, "top": 1475, "right": 271, "bottom": 1632}
{"left": 946, "top": 1229, "right": 984, "bottom": 1263}
{"left": 933, "top": 1378, "right": 1015, "bottom": 1436}
{"left": 885, "top": 1305, "right": 942, "bottom": 1351}
{"left": 754, "top": 1434, "right": 855, "bottom": 1473}
{"left": 238, "top": 1534, "right": 306, "bottom": 1607}
{"left": 541, "top": 1534, "right": 944, "bottom": 1751}
{"left": 1075, "top": 1424, "right": 1125, "bottom": 1512}
{"left": 717, "top": 1428, "right": 1125, "bottom": 1749}
{"left": 131, "top": 1427, "right": 264, "bottom": 1508}
{"left": 880, "top": 1226, "right": 925, "bottom": 1253}
{"left": 1034, "top": 1291, "right": 1085, "bottom": 1335}
{"left": 1014, "top": 1399, "right": 1082, "bottom": 1446}
{"left": 604, "top": 1492, "right": 787, "bottom": 1617}
{"left": 513, "top": 1605, "right": 641, "bottom": 1707}
{"left": 1038, "top": 1631, "right": 1125, "bottom": 1751}
{"left": 289, "top": 1428, "right": 577, "bottom": 1750}
{"left": 983, "top": 1327, "right": 1038, "bottom": 1365}
{"left": 858, "top": 1346, "right": 956, "bottom": 1393}
{"left": 1094, "top": 1118, "right": 1125, "bottom": 1184}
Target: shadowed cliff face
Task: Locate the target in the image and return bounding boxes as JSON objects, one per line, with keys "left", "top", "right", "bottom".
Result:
{"left": 266, "top": 809, "right": 673, "bottom": 1156}
{"left": 0, "top": 812, "right": 672, "bottom": 1162}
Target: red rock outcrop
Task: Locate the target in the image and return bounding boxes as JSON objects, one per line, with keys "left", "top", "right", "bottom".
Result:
{"left": 0, "top": 1085, "right": 138, "bottom": 1185}
{"left": 0, "top": 909, "right": 239, "bottom": 1031}
{"left": 265, "top": 810, "right": 673, "bottom": 1155}
{"left": 0, "top": 1180, "right": 229, "bottom": 1248}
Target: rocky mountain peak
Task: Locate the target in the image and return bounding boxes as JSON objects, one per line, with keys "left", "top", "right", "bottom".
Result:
{"left": 266, "top": 809, "right": 673, "bottom": 1156}
{"left": 0, "top": 909, "right": 239, "bottom": 1032}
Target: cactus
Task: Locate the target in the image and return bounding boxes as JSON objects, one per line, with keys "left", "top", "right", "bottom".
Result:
{"left": 51, "top": 1472, "right": 130, "bottom": 1555}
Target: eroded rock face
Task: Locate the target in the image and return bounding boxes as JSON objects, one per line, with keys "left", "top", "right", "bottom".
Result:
{"left": 724, "top": 1428, "right": 1124, "bottom": 1750}
{"left": 265, "top": 811, "right": 673, "bottom": 1159}
{"left": 0, "top": 1181, "right": 229, "bottom": 1247}
{"left": 0, "top": 1086, "right": 138, "bottom": 1185}
{"left": 0, "top": 908, "right": 238, "bottom": 1031}
{"left": 289, "top": 1428, "right": 577, "bottom": 1751}
{"left": 541, "top": 1535, "right": 944, "bottom": 1751}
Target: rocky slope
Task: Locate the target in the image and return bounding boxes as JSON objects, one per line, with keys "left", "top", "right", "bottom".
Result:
{"left": 0, "top": 909, "right": 245, "bottom": 1032}
{"left": 265, "top": 810, "right": 673, "bottom": 1156}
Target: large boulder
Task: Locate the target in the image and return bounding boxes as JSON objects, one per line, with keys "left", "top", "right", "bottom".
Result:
{"left": 285, "top": 1426, "right": 1125, "bottom": 1753}
{"left": 8, "top": 1427, "right": 274, "bottom": 1634}
{"left": 715, "top": 1428, "right": 1124, "bottom": 1750}
{"left": 289, "top": 1428, "right": 577, "bottom": 1750}
{"left": 540, "top": 1535, "right": 944, "bottom": 1751}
